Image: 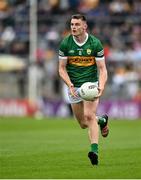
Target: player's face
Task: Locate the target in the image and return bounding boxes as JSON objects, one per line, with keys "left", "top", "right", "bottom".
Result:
{"left": 70, "top": 18, "right": 87, "bottom": 37}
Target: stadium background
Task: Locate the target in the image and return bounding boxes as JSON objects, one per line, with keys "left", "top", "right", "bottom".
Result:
{"left": 0, "top": 0, "right": 141, "bottom": 118}
{"left": 1, "top": 0, "right": 141, "bottom": 179}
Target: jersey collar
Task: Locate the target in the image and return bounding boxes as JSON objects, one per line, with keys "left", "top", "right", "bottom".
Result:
{"left": 73, "top": 33, "right": 88, "bottom": 47}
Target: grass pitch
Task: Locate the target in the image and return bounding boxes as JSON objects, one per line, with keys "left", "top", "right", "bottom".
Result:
{"left": 0, "top": 117, "right": 141, "bottom": 179}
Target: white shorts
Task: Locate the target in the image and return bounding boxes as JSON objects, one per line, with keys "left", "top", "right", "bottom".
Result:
{"left": 68, "top": 87, "right": 83, "bottom": 104}
{"left": 67, "top": 82, "right": 98, "bottom": 104}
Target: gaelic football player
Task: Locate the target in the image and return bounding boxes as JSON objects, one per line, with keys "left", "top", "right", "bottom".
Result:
{"left": 59, "top": 14, "right": 109, "bottom": 165}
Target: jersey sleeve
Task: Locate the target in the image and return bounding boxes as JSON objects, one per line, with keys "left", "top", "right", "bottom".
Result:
{"left": 59, "top": 38, "right": 68, "bottom": 60}
{"left": 95, "top": 39, "right": 105, "bottom": 61}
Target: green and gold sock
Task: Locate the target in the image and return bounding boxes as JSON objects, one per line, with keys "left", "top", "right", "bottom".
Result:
{"left": 91, "top": 143, "right": 98, "bottom": 154}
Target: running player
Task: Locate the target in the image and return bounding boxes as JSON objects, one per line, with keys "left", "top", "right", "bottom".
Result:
{"left": 58, "top": 14, "right": 109, "bottom": 165}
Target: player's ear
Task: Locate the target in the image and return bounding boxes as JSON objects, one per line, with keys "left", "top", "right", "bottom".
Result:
{"left": 83, "top": 23, "right": 87, "bottom": 30}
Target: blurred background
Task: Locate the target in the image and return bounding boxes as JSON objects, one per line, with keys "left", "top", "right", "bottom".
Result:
{"left": 0, "top": 0, "right": 141, "bottom": 119}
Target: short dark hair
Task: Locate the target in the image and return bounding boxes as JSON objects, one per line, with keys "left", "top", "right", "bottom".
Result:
{"left": 71, "top": 14, "right": 87, "bottom": 22}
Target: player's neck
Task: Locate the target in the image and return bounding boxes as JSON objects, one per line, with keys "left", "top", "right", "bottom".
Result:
{"left": 73, "top": 32, "right": 88, "bottom": 44}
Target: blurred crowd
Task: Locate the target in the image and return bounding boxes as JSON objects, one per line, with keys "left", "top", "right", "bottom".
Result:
{"left": 0, "top": 0, "right": 141, "bottom": 101}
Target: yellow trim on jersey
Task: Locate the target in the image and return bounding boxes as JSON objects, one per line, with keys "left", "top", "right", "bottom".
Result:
{"left": 68, "top": 56, "right": 95, "bottom": 66}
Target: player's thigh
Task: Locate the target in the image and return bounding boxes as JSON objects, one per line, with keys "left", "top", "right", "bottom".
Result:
{"left": 83, "top": 98, "right": 99, "bottom": 117}
{"left": 71, "top": 102, "right": 84, "bottom": 122}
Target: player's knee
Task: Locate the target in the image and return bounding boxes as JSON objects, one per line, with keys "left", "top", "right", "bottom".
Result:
{"left": 84, "top": 113, "right": 93, "bottom": 121}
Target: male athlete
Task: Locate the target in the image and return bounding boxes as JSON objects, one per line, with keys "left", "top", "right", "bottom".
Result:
{"left": 58, "top": 14, "right": 109, "bottom": 165}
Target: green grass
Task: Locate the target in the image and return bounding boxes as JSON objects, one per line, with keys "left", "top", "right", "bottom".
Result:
{"left": 0, "top": 117, "right": 141, "bottom": 179}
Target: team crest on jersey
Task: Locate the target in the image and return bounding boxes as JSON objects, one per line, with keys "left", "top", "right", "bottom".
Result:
{"left": 87, "top": 49, "right": 91, "bottom": 55}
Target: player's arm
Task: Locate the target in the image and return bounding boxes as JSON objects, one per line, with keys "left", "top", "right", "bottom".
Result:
{"left": 58, "top": 58, "right": 77, "bottom": 97}
{"left": 95, "top": 40, "right": 108, "bottom": 97}
{"left": 59, "top": 38, "right": 77, "bottom": 97}
{"left": 96, "top": 59, "right": 107, "bottom": 97}
{"left": 59, "top": 58, "right": 72, "bottom": 87}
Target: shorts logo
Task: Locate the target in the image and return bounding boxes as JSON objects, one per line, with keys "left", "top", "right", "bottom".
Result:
{"left": 87, "top": 49, "right": 92, "bottom": 55}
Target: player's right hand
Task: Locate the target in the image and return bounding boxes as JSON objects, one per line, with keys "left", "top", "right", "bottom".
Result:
{"left": 69, "top": 83, "right": 78, "bottom": 97}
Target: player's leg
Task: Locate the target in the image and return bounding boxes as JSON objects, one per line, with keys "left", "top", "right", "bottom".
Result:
{"left": 67, "top": 86, "right": 88, "bottom": 128}
{"left": 71, "top": 102, "right": 88, "bottom": 129}
{"left": 71, "top": 101, "right": 99, "bottom": 151}
{"left": 71, "top": 100, "right": 99, "bottom": 165}
{"left": 83, "top": 99, "right": 99, "bottom": 165}
{"left": 83, "top": 100, "right": 99, "bottom": 144}
{"left": 71, "top": 102, "right": 109, "bottom": 136}
{"left": 97, "top": 115, "right": 109, "bottom": 137}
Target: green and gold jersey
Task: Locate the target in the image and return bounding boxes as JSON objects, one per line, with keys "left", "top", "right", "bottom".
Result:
{"left": 59, "top": 33, "right": 104, "bottom": 87}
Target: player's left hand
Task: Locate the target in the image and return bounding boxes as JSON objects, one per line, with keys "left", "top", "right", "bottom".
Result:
{"left": 96, "top": 87, "right": 104, "bottom": 98}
